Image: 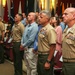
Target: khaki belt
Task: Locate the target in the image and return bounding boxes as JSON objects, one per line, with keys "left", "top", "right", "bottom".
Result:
{"left": 63, "top": 58, "right": 75, "bottom": 62}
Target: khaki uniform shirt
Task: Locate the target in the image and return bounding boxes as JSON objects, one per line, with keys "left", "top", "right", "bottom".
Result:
{"left": 12, "top": 22, "right": 24, "bottom": 42}
{"left": 62, "top": 24, "right": 75, "bottom": 60}
{"left": 38, "top": 23, "right": 56, "bottom": 52}
{"left": 0, "top": 21, "right": 5, "bottom": 36}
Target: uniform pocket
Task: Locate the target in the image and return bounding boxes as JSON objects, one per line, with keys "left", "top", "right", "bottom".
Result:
{"left": 39, "top": 33, "right": 45, "bottom": 38}
{"left": 66, "top": 39, "right": 75, "bottom": 45}
{"left": 26, "top": 48, "right": 35, "bottom": 59}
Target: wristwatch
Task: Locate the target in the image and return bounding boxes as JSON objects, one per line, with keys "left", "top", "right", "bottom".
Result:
{"left": 46, "top": 59, "right": 51, "bottom": 63}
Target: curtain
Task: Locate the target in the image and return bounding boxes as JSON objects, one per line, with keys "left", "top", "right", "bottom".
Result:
{"left": 21, "top": 0, "right": 25, "bottom": 13}
{"left": 13, "top": 0, "right": 19, "bottom": 15}
{"left": 13, "top": 0, "right": 25, "bottom": 15}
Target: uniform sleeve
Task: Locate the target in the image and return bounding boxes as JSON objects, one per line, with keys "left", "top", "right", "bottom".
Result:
{"left": 1, "top": 23, "right": 5, "bottom": 31}
{"left": 48, "top": 29, "right": 56, "bottom": 45}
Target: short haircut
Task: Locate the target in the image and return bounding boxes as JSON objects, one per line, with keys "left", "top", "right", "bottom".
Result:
{"left": 40, "top": 10, "right": 51, "bottom": 20}
{"left": 18, "top": 13, "right": 23, "bottom": 20}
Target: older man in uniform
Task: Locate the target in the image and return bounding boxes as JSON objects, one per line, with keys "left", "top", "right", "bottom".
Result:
{"left": 37, "top": 10, "right": 56, "bottom": 75}
{"left": 0, "top": 16, "right": 5, "bottom": 64}
{"left": 12, "top": 13, "right": 24, "bottom": 75}
{"left": 62, "top": 7, "right": 75, "bottom": 75}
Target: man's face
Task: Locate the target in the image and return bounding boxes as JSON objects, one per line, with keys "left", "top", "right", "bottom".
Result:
{"left": 27, "top": 13, "right": 34, "bottom": 22}
{"left": 38, "top": 13, "right": 48, "bottom": 25}
{"left": 14, "top": 14, "right": 20, "bottom": 22}
{"left": 22, "top": 13, "right": 26, "bottom": 18}
{"left": 62, "top": 9, "right": 74, "bottom": 24}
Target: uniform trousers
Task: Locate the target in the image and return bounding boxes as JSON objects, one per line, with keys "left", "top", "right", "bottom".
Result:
{"left": 62, "top": 62, "right": 75, "bottom": 75}
{"left": 0, "top": 43, "right": 4, "bottom": 63}
{"left": 13, "top": 42, "right": 23, "bottom": 75}
{"left": 37, "top": 54, "right": 54, "bottom": 75}
{"left": 24, "top": 48, "right": 38, "bottom": 75}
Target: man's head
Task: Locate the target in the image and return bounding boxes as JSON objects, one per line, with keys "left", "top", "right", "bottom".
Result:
{"left": 59, "top": 17, "right": 63, "bottom": 22}
{"left": 62, "top": 7, "right": 75, "bottom": 27}
{"left": 14, "top": 13, "right": 23, "bottom": 23}
{"left": 27, "top": 12, "right": 36, "bottom": 24}
{"left": 38, "top": 10, "right": 51, "bottom": 26}
{"left": 22, "top": 13, "right": 26, "bottom": 18}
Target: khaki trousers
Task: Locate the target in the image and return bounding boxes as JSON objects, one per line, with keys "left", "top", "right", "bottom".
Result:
{"left": 24, "top": 48, "right": 38, "bottom": 75}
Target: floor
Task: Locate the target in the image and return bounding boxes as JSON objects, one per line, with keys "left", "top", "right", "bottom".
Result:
{"left": 0, "top": 59, "right": 62, "bottom": 75}
{"left": 0, "top": 59, "right": 26, "bottom": 75}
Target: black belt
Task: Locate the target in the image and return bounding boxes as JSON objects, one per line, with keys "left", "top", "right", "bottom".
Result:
{"left": 28, "top": 47, "right": 32, "bottom": 48}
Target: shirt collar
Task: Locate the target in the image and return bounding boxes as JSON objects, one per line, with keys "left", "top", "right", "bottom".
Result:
{"left": 28, "top": 22, "right": 36, "bottom": 27}
{"left": 64, "top": 24, "right": 75, "bottom": 34}
{"left": 69, "top": 24, "right": 75, "bottom": 33}
{"left": 15, "top": 22, "right": 21, "bottom": 27}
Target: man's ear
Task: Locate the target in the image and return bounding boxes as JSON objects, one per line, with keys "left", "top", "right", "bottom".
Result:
{"left": 73, "top": 13, "right": 75, "bottom": 19}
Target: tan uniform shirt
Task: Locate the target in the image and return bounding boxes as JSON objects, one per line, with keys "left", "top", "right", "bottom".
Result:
{"left": 0, "top": 21, "right": 5, "bottom": 36}
{"left": 38, "top": 23, "right": 56, "bottom": 52}
{"left": 62, "top": 24, "right": 75, "bottom": 60}
{"left": 12, "top": 22, "right": 24, "bottom": 42}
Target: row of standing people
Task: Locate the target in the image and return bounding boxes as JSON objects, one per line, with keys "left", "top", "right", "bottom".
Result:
{"left": 15, "top": 7, "right": 75, "bottom": 75}
{"left": 0, "top": 7, "right": 75, "bottom": 75}
{"left": 0, "top": 11, "right": 65, "bottom": 75}
{"left": 12, "top": 11, "right": 61, "bottom": 75}
{"left": 48, "top": 7, "right": 75, "bottom": 75}
{"left": 12, "top": 11, "right": 56, "bottom": 75}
